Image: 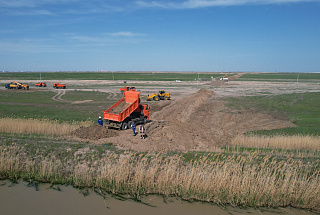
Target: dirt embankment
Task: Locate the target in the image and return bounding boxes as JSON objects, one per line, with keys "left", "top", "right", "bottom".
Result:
{"left": 71, "top": 124, "right": 118, "bottom": 140}
{"left": 69, "top": 89, "right": 295, "bottom": 152}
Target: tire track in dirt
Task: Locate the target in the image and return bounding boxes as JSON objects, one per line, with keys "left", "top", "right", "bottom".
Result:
{"left": 107, "top": 92, "right": 117, "bottom": 100}
{"left": 52, "top": 90, "right": 69, "bottom": 103}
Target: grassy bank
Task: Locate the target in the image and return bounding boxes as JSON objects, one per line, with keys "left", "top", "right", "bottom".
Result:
{"left": 237, "top": 72, "right": 320, "bottom": 82}
{"left": 0, "top": 136, "right": 319, "bottom": 211}
{"left": 226, "top": 92, "right": 320, "bottom": 136}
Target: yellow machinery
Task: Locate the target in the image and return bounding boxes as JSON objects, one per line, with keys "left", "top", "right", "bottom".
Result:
{"left": 220, "top": 74, "right": 229, "bottom": 81}
{"left": 147, "top": 93, "right": 160, "bottom": 101}
{"left": 147, "top": 90, "right": 171, "bottom": 101}
{"left": 5, "top": 81, "right": 29, "bottom": 90}
{"left": 158, "top": 90, "right": 171, "bottom": 100}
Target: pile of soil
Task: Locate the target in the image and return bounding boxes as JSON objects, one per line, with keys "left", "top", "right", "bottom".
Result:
{"left": 68, "top": 88, "right": 295, "bottom": 152}
{"left": 108, "top": 101, "right": 130, "bottom": 114}
{"left": 143, "top": 88, "right": 295, "bottom": 151}
{"left": 71, "top": 124, "right": 118, "bottom": 140}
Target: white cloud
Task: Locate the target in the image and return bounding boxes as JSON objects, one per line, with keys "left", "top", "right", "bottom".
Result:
{"left": 0, "top": 32, "right": 147, "bottom": 54}
{"left": 106, "top": 32, "right": 146, "bottom": 37}
{"left": 0, "top": 0, "right": 79, "bottom": 8}
{"left": 135, "top": 0, "right": 320, "bottom": 9}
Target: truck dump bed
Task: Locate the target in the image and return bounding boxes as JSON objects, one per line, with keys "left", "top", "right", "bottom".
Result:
{"left": 104, "top": 91, "right": 141, "bottom": 122}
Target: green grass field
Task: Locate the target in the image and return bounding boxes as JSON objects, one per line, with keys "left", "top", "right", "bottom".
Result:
{"left": 0, "top": 71, "right": 220, "bottom": 81}
{"left": 238, "top": 72, "right": 320, "bottom": 82}
{"left": 226, "top": 92, "right": 320, "bottom": 136}
{"left": 1, "top": 89, "right": 319, "bottom": 135}
{"left": 0, "top": 90, "right": 119, "bottom": 122}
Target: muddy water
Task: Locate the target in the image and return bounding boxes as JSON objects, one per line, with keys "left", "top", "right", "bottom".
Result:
{"left": 0, "top": 181, "right": 317, "bottom": 215}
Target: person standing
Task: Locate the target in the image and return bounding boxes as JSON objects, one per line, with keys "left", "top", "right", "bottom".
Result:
{"left": 139, "top": 124, "right": 146, "bottom": 139}
{"left": 132, "top": 121, "right": 136, "bottom": 136}
{"left": 98, "top": 116, "right": 103, "bottom": 126}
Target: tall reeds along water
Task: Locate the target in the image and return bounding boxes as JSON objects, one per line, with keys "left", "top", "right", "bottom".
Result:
{"left": 0, "top": 146, "right": 319, "bottom": 211}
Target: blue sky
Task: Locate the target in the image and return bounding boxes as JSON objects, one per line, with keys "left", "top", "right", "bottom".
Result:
{"left": 1, "top": 0, "right": 320, "bottom": 72}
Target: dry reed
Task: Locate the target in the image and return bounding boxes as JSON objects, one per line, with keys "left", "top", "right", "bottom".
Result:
{"left": 1, "top": 146, "right": 319, "bottom": 211}
{"left": 0, "top": 117, "right": 90, "bottom": 136}
{"left": 231, "top": 134, "right": 320, "bottom": 151}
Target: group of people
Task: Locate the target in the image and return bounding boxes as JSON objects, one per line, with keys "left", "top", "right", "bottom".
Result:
{"left": 131, "top": 121, "right": 146, "bottom": 139}
{"left": 98, "top": 116, "right": 146, "bottom": 139}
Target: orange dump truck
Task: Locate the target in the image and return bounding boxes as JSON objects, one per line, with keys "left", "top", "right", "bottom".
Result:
{"left": 53, "top": 83, "right": 66, "bottom": 89}
{"left": 104, "top": 91, "right": 149, "bottom": 130}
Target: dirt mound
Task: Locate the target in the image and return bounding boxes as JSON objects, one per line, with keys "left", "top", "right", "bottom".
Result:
{"left": 108, "top": 101, "right": 130, "bottom": 114}
{"left": 71, "top": 124, "right": 118, "bottom": 140}
{"left": 131, "top": 88, "right": 294, "bottom": 152}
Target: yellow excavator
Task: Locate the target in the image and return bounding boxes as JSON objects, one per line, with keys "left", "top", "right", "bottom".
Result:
{"left": 147, "top": 90, "right": 171, "bottom": 101}
{"left": 220, "top": 74, "right": 229, "bottom": 81}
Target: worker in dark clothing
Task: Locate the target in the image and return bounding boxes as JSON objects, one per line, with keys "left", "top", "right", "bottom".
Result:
{"left": 132, "top": 121, "right": 136, "bottom": 136}
{"left": 139, "top": 124, "right": 146, "bottom": 139}
{"left": 98, "top": 116, "right": 103, "bottom": 126}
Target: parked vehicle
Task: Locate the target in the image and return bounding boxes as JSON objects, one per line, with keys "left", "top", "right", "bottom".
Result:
{"left": 53, "top": 83, "right": 66, "bottom": 89}
{"left": 5, "top": 81, "right": 29, "bottom": 90}
{"left": 147, "top": 90, "right": 171, "bottom": 101}
{"left": 104, "top": 91, "right": 149, "bottom": 130}
{"left": 35, "top": 82, "right": 46, "bottom": 87}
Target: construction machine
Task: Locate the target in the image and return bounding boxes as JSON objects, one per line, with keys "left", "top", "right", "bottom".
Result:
{"left": 104, "top": 90, "right": 149, "bottom": 130}
{"left": 147, "top": 93, "right": 160, "bottom": 101}
{"left": 5, "top": 81, "right": 29, "bottom": 90}
{"left": 53, "top": 83, "right": 66, "bottom": 89}
{"left": 220, "top": 74, "right": 229, "bottom": 81}
{"left": 147, "top": 90, "right": 170, "bottom": 101}
{"left": 35, "top": 82, "right": 46, "bottom": 87}
{"left": 158, "top": 90, "right": 171, "bottom": 100}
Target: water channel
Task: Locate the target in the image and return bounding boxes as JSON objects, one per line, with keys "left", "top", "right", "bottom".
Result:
{"left": 0, "top": 180, "right": 317, "bottom": 215}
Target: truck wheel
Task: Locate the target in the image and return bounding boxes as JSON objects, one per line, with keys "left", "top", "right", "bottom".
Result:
{"left": 121, "top": 122, "right": 128, "bottom": 130}
{"left": 143, "top": 118, "right": 147, "bottom": 124}
{"left": 127, "top": 121, "right": 133, "bottom": 129}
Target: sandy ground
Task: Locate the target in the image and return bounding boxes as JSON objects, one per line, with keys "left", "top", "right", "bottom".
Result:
{"left": 2, "top": 77, "right": 319, "bottom": 152}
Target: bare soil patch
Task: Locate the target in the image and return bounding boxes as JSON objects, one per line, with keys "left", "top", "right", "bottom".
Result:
{"left": 70, "top": 89, "right": 295, "bottom": 152}
{"left": 108, "top": 101, "right": 130, "bottom": 114}
{"left": 70, "top": 124, "right": 118, "bottom": 140}
{"left": 72, "top": 100, "right": 93, "bottom": 104}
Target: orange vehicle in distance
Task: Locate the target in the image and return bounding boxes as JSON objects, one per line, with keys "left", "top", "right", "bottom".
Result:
{"left": 53, "top": 83, "right": 66, "bottom": 89}
{"left": 35, "top": 82, "right": 46, "bottom": 87}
